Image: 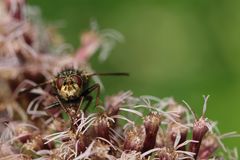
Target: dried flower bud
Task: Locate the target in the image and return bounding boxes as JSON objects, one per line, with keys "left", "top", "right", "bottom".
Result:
{"left": 94, "top": 114, "right": 111, "bottom": 140}
{"left": 123, "top": 126, "right": 145, "bottom": 151}
{"left": 90, "top": 140, "right": 113, "bottom": 160}
{"left": 60, "top": 131, "right": 87, "bottom": 156}
{"left": 142, "top": 112, "right": 162, "bottom": 152}
{"left": 189, "top": 117, "right": 209, "bottom": 159}
{"left": 105, "top": 97, "right": 121, "bottom": 117}
{"left": 105, "top": 91, "right": 132, "bottom": 117}
{"left": 166, "top": 122, "right": 188, "bottom": 150}
{"left": 167, "top": 103, "right": 187, "bottom": 121}
{"left": 198, "top": 134, "right": 219, "bottom": 159}
{"left": 155, "top": 129, "right": 166, "bottom": 148}
{"left": 185, "top": 95, "right": 210, "bottom": 159}
{"left": 22, "top": 135, "right": 44, "bottom": 151}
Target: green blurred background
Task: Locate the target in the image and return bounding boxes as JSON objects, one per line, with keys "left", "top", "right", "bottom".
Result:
{"left": 28, "top": 0, "right": 240, "bottom": 149}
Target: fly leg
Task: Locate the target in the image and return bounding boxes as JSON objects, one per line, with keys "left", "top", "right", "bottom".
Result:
{"left": 82, "top": 95, "right": 93, "bottom": 112}
{"left": 81, "top": 83, "right": 100, "bottom": 107}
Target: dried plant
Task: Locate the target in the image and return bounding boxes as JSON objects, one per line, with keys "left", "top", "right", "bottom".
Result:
{"left": 0, "top": 1, "right": 239, "bottom": 160}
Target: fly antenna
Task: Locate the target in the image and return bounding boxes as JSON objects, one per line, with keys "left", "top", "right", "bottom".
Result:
{"left": 86, "top": 72, "right": 129, "bottom": 77}
{"left": 18, "top": 80, "right": 54, "bottom": 94}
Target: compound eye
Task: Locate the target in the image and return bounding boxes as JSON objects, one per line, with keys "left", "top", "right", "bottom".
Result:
{"left": 56, "top": 77, "right": 65, "bottom": 89}
{"left": 72, "top": 75, "right": 82, "bottom": 87}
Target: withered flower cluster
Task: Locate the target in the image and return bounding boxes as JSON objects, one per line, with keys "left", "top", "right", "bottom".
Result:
{"left": 0, "top": 1, "right": 239, "bottom": 160}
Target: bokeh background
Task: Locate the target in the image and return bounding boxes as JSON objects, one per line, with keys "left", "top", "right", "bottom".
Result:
{"left": 28, "top": 0, "right": 240, "bottom": 149}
